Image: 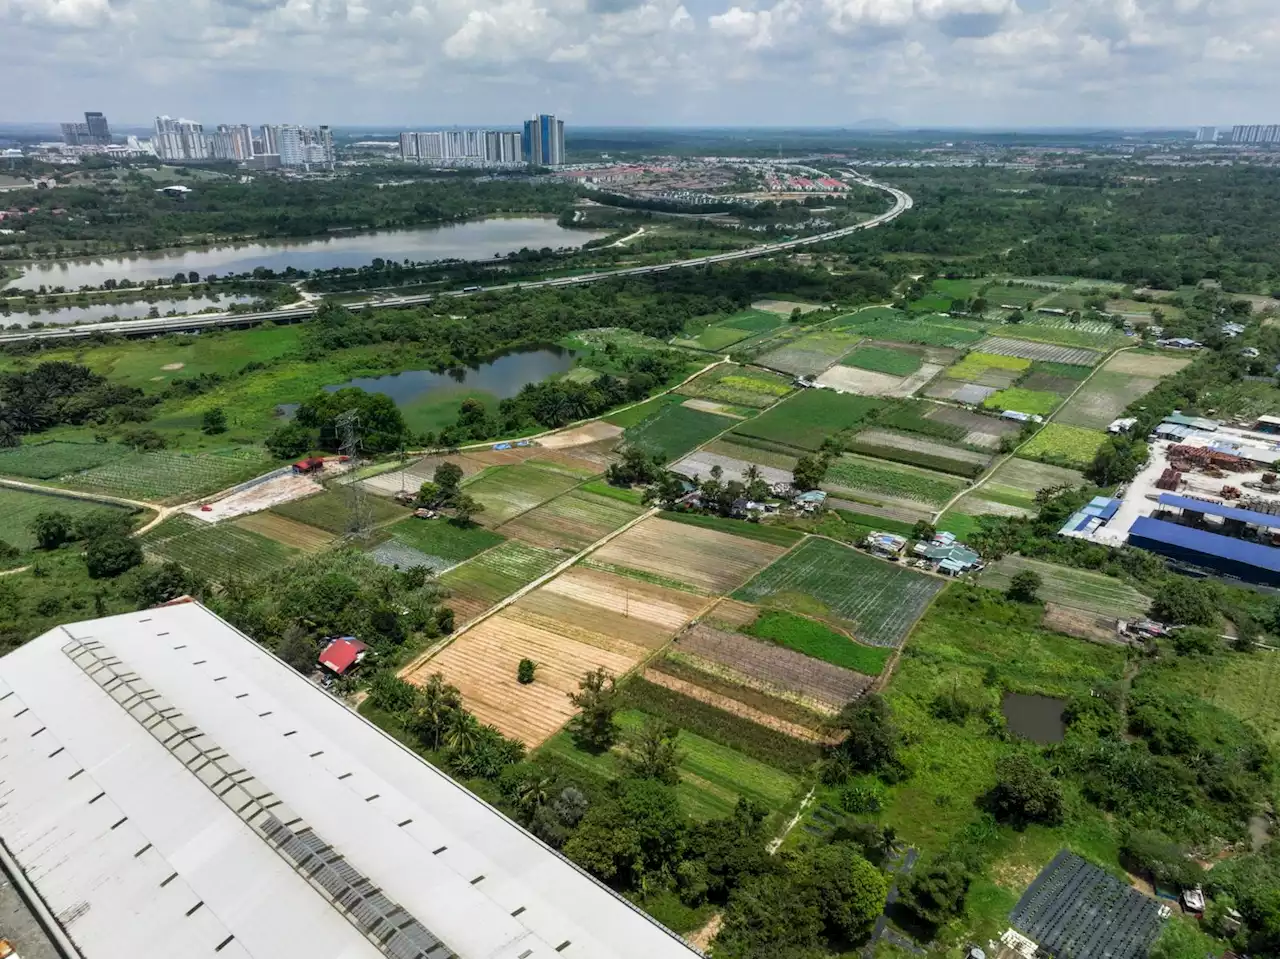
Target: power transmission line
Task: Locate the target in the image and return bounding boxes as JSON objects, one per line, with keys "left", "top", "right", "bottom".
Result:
{"left": 335, "top": 409, "right": 373, "bottom": 538}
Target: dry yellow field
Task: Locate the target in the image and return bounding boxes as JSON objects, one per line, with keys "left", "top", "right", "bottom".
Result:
{"left": 1103, "top": 352, "right": 1192, "bottom": 377}
{"left": 591, "top": 517, "right": 788, "bottom": 594}
{"left": 232, "top": 512, "right": 335, "bottom": 552}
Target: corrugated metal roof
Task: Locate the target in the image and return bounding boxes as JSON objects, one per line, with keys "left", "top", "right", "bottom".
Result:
{"left": 1157, "top": 493, "right": 1280, "bottom": 529}
{"left": 1154, "top": 423, "right": 1195, "bottom": 439}
{"left": 1128, "top": 516, "right": 1280, "bottom": 572}
{"left": 1163, "top": 412, "right": 1219, "bottom": 430}
{"left": 0, "top": 604, "right": 701, "bottom": 959}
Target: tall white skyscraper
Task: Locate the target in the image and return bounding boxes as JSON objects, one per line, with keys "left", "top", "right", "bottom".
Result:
{"left": 1195, "top": 126, "right": 1218, "bottom": 143}
{"left": 153, "top": 116, "right": 208, "bottom": 161}
{"left": 398, "top": 128, "right": 525, "bottom": 166}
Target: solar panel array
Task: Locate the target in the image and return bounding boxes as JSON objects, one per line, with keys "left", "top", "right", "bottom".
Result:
{"left": 1010, "top": 851, "right": 1164, "bottom": 959}
{"left": 63, "top": 637, "right": 458, "bottom": 959}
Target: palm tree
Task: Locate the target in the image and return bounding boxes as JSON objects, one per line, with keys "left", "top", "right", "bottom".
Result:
{"left": 443, "top": 710, "right": 481, "bottom": 757}
{"left": 412, "top": 674, "right": 461, "bottom": 750}
{"left": 514, "top": 774, "right": 553, "bottom": 818}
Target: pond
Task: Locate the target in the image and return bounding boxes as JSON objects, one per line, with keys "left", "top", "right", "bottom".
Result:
{"left": 1001, "top": 692, "right": 1067, "bottom": 744}
{"left": 2, "top": 294, "right": 257, "bottom": 328}
{"left": 3, "top": 217, "right": 607, "bottom": 291}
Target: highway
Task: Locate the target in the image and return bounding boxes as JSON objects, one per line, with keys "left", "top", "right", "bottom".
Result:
{"left": 0, "top": 174, "right": 912, "bottom": 345}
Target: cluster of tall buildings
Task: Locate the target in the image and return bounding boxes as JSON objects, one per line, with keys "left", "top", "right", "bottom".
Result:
{"left": 60, "top": 111, "right": 112, "bottom": 146}
{"left": 398, "top": 114, "right": 566, "bottom": 167}
{"left": 153, "top": 117, "right": 335, "bottom": 169}
{"left": 1230, "top": 124, "right": 1280, "bottom": 145}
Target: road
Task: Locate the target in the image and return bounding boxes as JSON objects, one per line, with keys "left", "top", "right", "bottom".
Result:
{"left": 0, "top": 174, "right": 912, "bottom": 345}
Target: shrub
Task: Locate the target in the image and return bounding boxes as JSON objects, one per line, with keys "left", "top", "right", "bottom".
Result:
{"left": 84, "top": 534, "right": 143, "bottom": 579}
{"left": 517, "top": 658, "right": 537, "bottom": 685}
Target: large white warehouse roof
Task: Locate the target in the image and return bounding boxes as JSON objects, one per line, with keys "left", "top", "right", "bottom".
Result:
{"left": 0, "top": 602, "right": 701, "bottom": 959}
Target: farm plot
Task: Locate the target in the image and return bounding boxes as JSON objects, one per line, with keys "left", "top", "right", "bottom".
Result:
{"left": 385, "top": 515, "right": 505, "bottom": 566}
{"left": 732, "top": 390, "right": 883, "bottom": 451}
{"left": 0, "top": 487, "right": 136, "bottom": 550}
{"left": 838, "top": 311, "right": 987, "bottom": 349}
{"left": 753, "top": 299, "right": 824, "bottom": 315}
{"left": 677, "top": 309, "right": 783, "bottom": 350}
{"left": 923, "top": 379, "right": 998, "bottom": 406}
{"left": 824, "top": 452, "right": 968, "bottom": 507}
{"left": 436, "top": 540, "right": 562, "bottom": 623}
{"left": 496, "top": 489, "right": 644, "bottom": 552}
{"left": 671, "top": 450, "right": 793, "bottom": 487}
{"left": 67, "top": 447, "right": 273, "bottom": 502}
{"left": 701, "top": 438, "right": 800, "bottom": 473}
{"left": 141, "top": 514, "right": 297, "bottom": 582}
{"left": 1103, "top": 351, "right": 1192, "bottom": 378}
{"left": 624, "top": 404, "right": 736, "bottom": 463}
{"left": 946, "top": 352, "right": 1030, "bottom": 388}
{"left": 744, "top": 609, "right": 892, "bottom": 675}
{"left": 271, "top": 488, "right": 408, "bottom": 534}
{"left": 232, "top": 511, "right": 334, "bottom": 552}
{"left": 974, "top": 336, "right": 1100, "bottom": 367}
{"left": 1019, "top": 423, "right": 1109, "bottom": 469}
{"left": 757, "top": 330, "right": 861, "bottom": 376}
{"left": 734, "top": 537, "right": 944, "bottom": 648}
{"left": 673, "top": 623, "right": 873, "bottom": 712}
{"left": 536, "top": 420, "right": 625, "bottom": 449}
{"left": 924, "top": 407, "right": 1021, "bottom": 449}
{"left": 676, "top": 365, "right": 793, "bottom": 409}
{"left": 983, "top": 285, "right": 1044, "bottom": 308}
{"left": 979, "top": 555, "right": 1151, "bottom": 620}
{"left": 846, "top": 429, "right": 991, "bottom": 477}
{"left": 1055, "top": 370, "right": 1160, "bottom": 429}
{"left": 368, "top": 540, "right": 444, "bottom": 572}
{"left": 461, "top": 463, "right": 583, "bottom": 526}
{"left": 592, "top": 516, "right": 789, "bottom": 595}
{"left": 842, "top": 345, "right": 922, "bottom": 377}
{"left": 980, "top": 457, "right": 1085, "bottom": 510}
{"left": 0, "top": 441, "right": 126, "bottom": 480}
{"left": 1001, "top": 322, "right": 1132, "bottom": 350}
{"left": 982, "top": 387, "right": 1062, "bottom": 417}
{"left": 361, "top": 451, "right": 493, "bottom": 498}
{"left": 814, "top": 365, "right": 906, "bottom": 397}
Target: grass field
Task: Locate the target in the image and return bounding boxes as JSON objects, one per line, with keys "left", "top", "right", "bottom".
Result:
{"left": 141, "top": 514, "right": 298, "bottom": 582}
{"left": 1055, "top": 370, "right": 1161, "bottom": 430}
{"left": 733, "top": 390, "right": 883, "bottom": 451}
{"left": 0, "top": 487, "right": 136, "bottom": 550}
{"left": 983, "top": 387, "right": 1062, "bottom": 416}
{"left": 841, "top": 345, "right": 923, "bottom": 376}
{"left": 978, "top": 458, "right": 1085, "bottom": 510}
{"left": 677, "top": 309, "right": 783, "bottom": 351}
{"left": 657, "top": 510, "right": 805, "bottom": 547}
{"left": 743, "top": 609, "right": 892, "bottom": 674}
{"left": 66, "top": 447, "right": 274, "bottom": 503}
{"left": 461, "top": 463, "right": 583, "bottom": 526}
{"left": 386, "top": 516, "right": 505, "bottom": 566}
{"left": 1103, "top": 351, "right": 1193, "bottom": 378}
{"left": 948, "top": 352, "right": 1031, "bottom": 384}
{"left": 979, "top": 555, "right": 1151, "bottom": 619}
{"left": 676, "top": 365, "right": 793, "bottom": 409}
{"left": 604, "top": 392, "right": 684, "bottom": 428}
{"left": 932, "top": 278, "right": 981, "bottom": 300}
{"left": 1155, "top": 650, "right": 1280, "bottom": 748}
{"left": 540, "top": 709, "right": 801, "bottom": 820}
{"left": 838, "top": 309, "right": 988, "bottom": 349}
{"left": 436, "top": 540, "right": 562, "bottom": 622}
{"left": 1020, "top": 423, "right": 1109, "bottom": 469}
{"left": 271, "top": 488, "right": 408, "bottom": 533}
{"left": 824, "top": 452, "right": 967, "bottom": 506}
{"left": 734, "top": 537, "right": 945, "bottom": 647}
{"left": 497, "top": 489, "right": 644, "bottom": 552}
{"left": 623, "top": 404, "right": 736, "bottom": 463}
{"left": 757, "top": 330, "right": 862, "bottom": 376}
{"left": 0, "top": 441, "right": 127, "bottom": 480}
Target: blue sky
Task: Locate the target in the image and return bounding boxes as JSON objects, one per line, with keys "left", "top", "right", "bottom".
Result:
{"left": 2, "top": 0, "right": 1275, "bottom": 128}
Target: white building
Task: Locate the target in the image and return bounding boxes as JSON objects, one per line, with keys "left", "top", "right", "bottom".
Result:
{"left": 0, "top": 602, "right": 699, "bottom": 959}
{"left": 153, "top": 116, "right": 209, "bottom": 161}
{"left": 269, "top": 124, "right": 335, "bottom": 169}
{"left": 399, "top": 129, "right": 525, "bottom": 167}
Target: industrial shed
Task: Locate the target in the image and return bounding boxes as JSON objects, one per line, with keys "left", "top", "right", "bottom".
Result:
{"left": 1128, "top": 515, "right": 1280, "bottom": 586}
{"left": 0, "top": 603, "right": 701, "bottom": 959}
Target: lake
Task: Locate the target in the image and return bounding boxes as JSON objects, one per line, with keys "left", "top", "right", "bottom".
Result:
{"left": 3, "top": 218, "right": 606, "bottom": 291}
{"left": 1002, "top": 692, "right": 1067, "bottom": 744}
{"left": 2, "top": 294, "right": 257, "bottom": 328}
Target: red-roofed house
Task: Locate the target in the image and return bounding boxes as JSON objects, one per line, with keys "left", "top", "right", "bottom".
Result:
{"left": 318, "top": 637, "right": 368, "bottom": 675}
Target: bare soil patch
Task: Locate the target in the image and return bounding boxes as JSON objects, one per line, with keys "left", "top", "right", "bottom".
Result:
{"left": 671, "top": 451, "right": 793, "bottom": 487}
{"left": 232, "top": 511, "right": 334, "bottom": 552}
{"left": 538, "top": 421, "right": 625, "bottom": 449}
{"left": 815, "top": 366, "right": 905, "bottom": 397}
{"left": 753, "top": 299, "right": 823, "bottom": 315}
{"left": 894, "top": 362, "right": 944, "bottom": 397}
{"left": 706, "top": 598, "right": 761, "bottom": 629}
{"left": 682, "top": 398, "right": 746, "bottom": 418}
{"left": 855, "top": 429, "right": 990, "bottom": 465}
{"left": 161, "top": 363, "right": 185, "bottom": 371}
{"left": 185, "top": 469, "right": 336, "bottom": 523}
{"left": 1042, "top": 602, "right": 1121, "bottom": 644}
{"left": 1103, "top": 351, "right": 1193, "bottom": 377}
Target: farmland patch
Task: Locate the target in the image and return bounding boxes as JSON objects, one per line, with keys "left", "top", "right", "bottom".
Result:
{"left": 67, "top": 447, "right": 274, "bottom": 503}
{"left": 837, "top": 309, "right": 987, "bottom": 349}
{"left": 974, "top": 336, "right": 1101, "bottom": 367}
{"left": 979, "top": 555, "right": 1150, "bottom": 620}
{"left": 824, "top": 452, "right": 968, "bottom": 506}
{"left": 925, "top": 407, "right": 1020, "bottom": 449}
{"left": 640, "top": 669, "right": 830, "bottom": 744}
{"left": 624, "top": 404, "right": 736, "bottom": 463}
{"left": 496, "top": 489, "right": 644, "bottom": 552}
{"left": 436, "top": 540, "right": 561, "bottom": 622}
{"left": 702, "top": 439, "right": 800, "bottom": 473}
{"left": 814, "top": 365, "right": 904, "bottom": 397}
{"left": 924, "top": 379, "right": 998, "bottom": 406}
{"left": 1103, "top": 351, "right": 1192, "bottom": 378}
{"left": 461, "top": 463, "right": 583, "bottom": 526}
{"left": 980, "top": 457, "right": 1085, "bottom": 510}
{"left": 0, "top": 487, "right": 136, "bottom": 550}
{"left": 842, "top": 345, "right": 923, "bottom": 377}
{"left": 756, "top": 330, "right": 861, "bottom": 376}
{"left": 676, "top": 365, "right": 793, "bottom": 409}
{"left": 271, "top": 488, "right": 408, "bottom": 534}
{"left": 743, "top": 609, "right": 893, "bottom": 675}
{"left": 1055, "top": 370, "right": 1160, "bottom": 430}
{"left": 670, "top": 450, "right": 793, "bottom": 487}
{"left": 386, "top": 515, "right": 505, "bottom": 566}
{"left": 650, "top": 655, "right": 831, "bottom": 730}
{"left": 733, "top": 537, "right": 945, "bottom": 647}
{"left": 0, "top": 441, "right": 127, "bottom": 480}
{"left": 232, "top": 511, "right": 334, "bottom": 552}
{"left": 753, "top": 299, "right": 824, "bottom": 315}
{"left": 141, "top": 514, "right": 297, "bottom": 582}
{"left": 947, "top": 352, "right": 1031, "bottom": 388}
{"left": 732, "top": 390, "right": 883, "bottom": 451}
{"left": 846, "top": 429, "right": 991, "bottom": 477}
{"left": 1020, "top": 423, "right": 1108, "bottom": 470}
{"left": 983, "top": 387, "right": 1062, "bottom": 417}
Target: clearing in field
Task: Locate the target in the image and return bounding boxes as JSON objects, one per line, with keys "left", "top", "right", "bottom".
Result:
{"left": 983, "top": 387, "right": 1062, "bottom": 417}
{"left": 756, "top": 330, "right": 861, "bottom": 377}
{"left": 1055, "top": 370, "right": 1160, "bottom": 430}
{"left": 186, "top": 469, "right": 333, "bottom": 523}
{"left": 0, "top": 441, "right": 126, "bottom": 480}
{"left": 1103, "top": 351, "right": 1192, "bottom": 378}
{"left": 676, "top": 365, "right": 793, "bottom": 409}
{"left": 624, "top": 404, "right": 737, "bottom": 463}
{"left": 436, "top": 540, "right": 562, "bottom": 622}
{"left": 385, "top": 515, "right": 505, "bottom": 567}
{"left": 973, "top": 336, "right": 1101, "bottom": 367}
{"left": 733, "top": 390, "right": 883, "bottom": 452}
{"left": 1020, "top": 423, "right": 1109, "bottom": 469}
{"left": 979, "top": 457, "right": 1085, "bottom": 510}
{"left": 671, "top": 450, "right": 793, "bottom": 487}
{"left": 979, "top": 555, "right": 1151, "bottom": 620}
{"left": 814, "top": 365, "right": 905, "bottom": 397}
{"left": 232, "top": 511, "right": 334, "bottom": 552}
{"left": 0, "top": 487, "right": 136, "bottom": 550}
{"left": 734, "top": 537, "right": 945, "bottom": 648}
{"left": 700, "top": 438, "right": 800, "bottom": 474}
{"left": 592, "top": 516, "right": 789, "bottom": 595}
{"left": 67, "top": 447, "right": 274, "bottom": 503}
{"left": 924, "top": 407, "right": 1021, "bottom": 449}
{"left": 823, "top": 452, "right": 968, "bottom": 507}
{"left": 141, "top": 514, "right": 298, "bottom": 582}
{"left": 361, "top": 451, "right": 493, "bottom": 498}
{"left": 947, "top": 352, "right": 1031, "bottom": 388}
{"left": 537, "top": 420, "right": 625, "bottom": 449}
{"left": 753, "top": 299, "right": 824, "bottom": 315}
{"left": 460, "top": 462, "right": 583, "bottom": 526}
{"left": 271, "top": 488, "right": 408, "bottom": 533}
{"left": 846, "top": 429, "right": 991, "bottom": 478}
{"left": 496, "top": 489, "right": 645, "bottom": 552}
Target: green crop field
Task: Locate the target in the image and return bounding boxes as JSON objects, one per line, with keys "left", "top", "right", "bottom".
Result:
{"left": 839, "top": 312, "right": 988, "bottom": 349}
{"left": 0, "top": 487, "right": 136, "bottom": 551}
{"left": 623, "top": 404, "right": 736, "bottom": 463}
{"left": 757, "top": 330, "right": 862, "bottom": 376}
{"left": 908, "top": 292, "right": 954, "bottom": 313}
{"left": 438, "top": 540, "right": 561, "bottom": 617}
{"left": 1055, "top": 370, "right": 1161, "bottom": 430}
{"left": 0, "top": 441, "right": 127, "bottom": 480}
{"left": 272, "top": 488, "right": 408, "bottom": 533}
{"left": 744, "top": 609, "right": 892, "bottom": 675}
{"left": 1001, "top": 324, "right": 1131, "bottom": 350}
{"left": 1020, "top": 423, "right": 1108, "bottom": 469}
{"left": 679, "top": 325, "right": 752, "bottom": 351}
{"left": 66, "top": 447, "right": 274, "bottom": 503}
{"left": 824, "top": 453, "right": 967, "bottom": 506}
{"left": 722, "top": 309, "right": 784, "bottom": 333}
{"left": 456, "top": 463, "right": 582, "bottom": 525}
{"left": 141, "top": 514, "right": 298, "bottom": 582}
{"left": 604, "top": 393, "right": 683, "bottom": 428}
{"left": 539, "top": 708, "right": 801, "bottom": 820}
{"left": 979, "top": 458, "right": 1085, "bottom": 510}
{"left": 841, "top": 346, "right": 922, "bottom": 377}
{"left": 659, "top": 510, "right": 806, "bottom": 547}
{"left": 734, "top": 537, "right": 945, "bottom": 647}
{"left": 983, "top": 387, "right": 1062, "bottom": 416}
{"left": 499, "top": 489, "right": 645, "bottom": 551}
{"left": 979, "top": 555, "right": 1151, "bottom": 619}
{"left": 387, "top": 516, "right": 505, "bottom": 566}
{"left": 948, "top": 352, "right": 1031, "bottom": 383}
{"left": 984, "top": 285, "right": 1044, "bottom": 307}
{"left": 677, "top": 365, "right": 793, "bottom": 409}
{"left": 932, "top": 278, "right": 981, "bottom": 300}
{"left": 732, "top": 390, "right": 883, "bottom": 451}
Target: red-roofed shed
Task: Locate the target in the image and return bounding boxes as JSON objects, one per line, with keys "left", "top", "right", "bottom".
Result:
{"left": 318, "top": 637, "right": 368, "bottom": 675}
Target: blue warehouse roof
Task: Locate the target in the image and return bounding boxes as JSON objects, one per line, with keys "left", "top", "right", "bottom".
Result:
{"left": 1129, "top": 516, "right": 1280, "bottom": 573}
{"left": 1157, "top": 493, "right": 1280, "bottom": 530}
